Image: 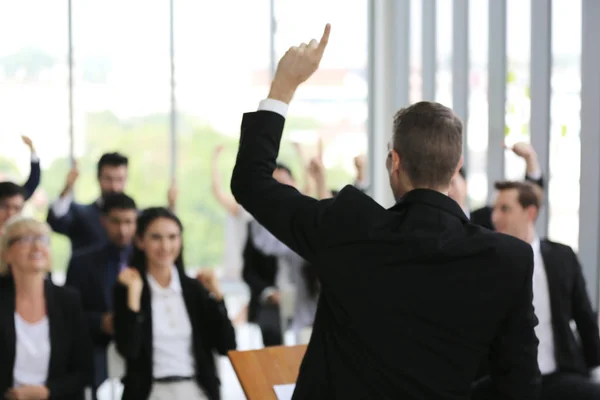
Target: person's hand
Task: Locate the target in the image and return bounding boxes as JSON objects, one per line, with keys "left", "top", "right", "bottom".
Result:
{"left": 196, "top": 269, "right": 223, "bottom": 301}
{"left": 308, "top": 157, "right": 325, "bottom": 180}
{"left": 267, "top": 292, "right": 280, "bottom": 305}
{"left": 504, "top": 142, "right": 535, "bottom": 160}
{"left": 101, "top": 312, "right": 114, "bottom": 335}
{"left": 21, "top": 135, "right": 34, "bottom": 152}
{"left": 118, "top": 267, "right": 143, "bottom": 294}
{"left": 65, "top": 161, "right": 79, "bottom": 188}
{"left": 167, "top": 179, "right": 177, "bottom": 211}
{"left": 213, "top": 145, "right": 224, "bottom": 158}
{"left": 5, "top": 385, "right": 49, "bottom": 400}
{"left": 354, "top": 154, "right": 366, "bottom": 172}
{"left": 269, "top": 24, "right": 331, "bottom": 104}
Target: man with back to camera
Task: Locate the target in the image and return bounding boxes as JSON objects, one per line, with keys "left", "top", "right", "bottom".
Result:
{"left": 231, "top": 24, "right": 540, "bottom": 399}
{"left": 490, "top": 180, "right": 600, "bottom": 399}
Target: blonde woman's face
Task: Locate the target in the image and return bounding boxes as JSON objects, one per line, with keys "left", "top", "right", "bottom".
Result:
{"left": 3, "top": 229, "right": 51, "bottom": 273}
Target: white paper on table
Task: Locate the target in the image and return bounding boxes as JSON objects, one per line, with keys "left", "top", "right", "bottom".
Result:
{"left": 273, "top": 383, "right": 295, "bottom": 400}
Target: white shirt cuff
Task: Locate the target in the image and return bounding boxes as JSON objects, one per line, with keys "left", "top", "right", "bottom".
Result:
{"left": 51, "top": 193, "right": 73, "bottom": 218}
{"left": 258, "top": 99, "right": 289, "bottom": 118}
{"left": 260, "top": 287, "right": 278, "bottom": 304}
{"left": 590, "top": 366, "right": 600, "bottom": 382}
{"left": 31, "top": 152, "right": 40, "bottom": 163}
{"left": 527, "top": 169, "right": 542, "bottom": 180}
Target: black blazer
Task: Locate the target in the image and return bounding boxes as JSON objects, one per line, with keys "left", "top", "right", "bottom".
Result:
{"left": 0, "top": 278, "right": 93, "bottom": 400}
{"left": 242, "top": 222, "right": 279, "bottom": 322}
{"left": 540, "top": 239, "right": 600, "bottom": 373}
{"left": 65, "top": 243, "right": 125, "bottom": 388}
{"left": 23, "top": 158, "right": 41, "bottom": 200}
{"left": 470, "top": 174, "right": 545, "bottom": 230}
{"left": 47, "top": 201, "right": 107, "bottom": 254}
{"left": 231, "top": 110, "right": 541, "bottom": 400}
{"left": 112, "top": 267, "right": 236, "bottom": 400}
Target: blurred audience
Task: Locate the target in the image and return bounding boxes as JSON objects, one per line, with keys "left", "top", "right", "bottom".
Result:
{"left": 113, "top": 207, "right": 236, "bottom": 400}
{"left": 0, "top": 217, "right": 92, "bottom": 400}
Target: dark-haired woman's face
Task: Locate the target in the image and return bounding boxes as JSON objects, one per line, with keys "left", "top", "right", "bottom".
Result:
{"left": 138, "top": 217, "right": 181, "bottom": 268}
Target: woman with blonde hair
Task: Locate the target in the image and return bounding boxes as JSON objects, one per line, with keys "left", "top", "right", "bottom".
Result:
{"left": 0, "top": 216, "right": 92, "bottom": 400}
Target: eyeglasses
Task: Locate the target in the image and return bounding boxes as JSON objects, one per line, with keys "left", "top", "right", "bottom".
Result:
{"left": 7, "top": 235, "right": 50, "bottom": 247}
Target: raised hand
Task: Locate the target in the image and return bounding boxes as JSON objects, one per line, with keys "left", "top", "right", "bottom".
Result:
{"left": 269, "top": 24, "right": 331, "bottom": 103}
{"left": 21, "top": 135, "right": 34, "bottom": 151}
{"left": 196, "top": 269, "right": 223, "bottom": 300}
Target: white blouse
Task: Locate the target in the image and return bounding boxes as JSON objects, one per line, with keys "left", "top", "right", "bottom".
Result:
{"left": 13, "top": 313, "right": 50, "bottom": 387}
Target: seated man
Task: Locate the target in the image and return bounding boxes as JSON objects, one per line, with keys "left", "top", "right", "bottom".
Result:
{"left": 490, "top": 180, "right": 600, "bottom": 399}
{"left": 65, "top": 192, "right": 137, "bottom": 396}
{"left": 0, "top": 182, "right": 26, "bottom": 235}
{"left": 449, "top": 141, "right": 544, "bottom": 229}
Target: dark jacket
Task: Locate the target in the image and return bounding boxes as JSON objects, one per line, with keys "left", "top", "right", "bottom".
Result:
{"left": 0, "top": 278, "right": 93, "bottom": 400}
{"left": 231, "top": 110, "right": 541, "bottom": 400}
{"left": 112, "top": 268, "right": 236, "bottom": 400}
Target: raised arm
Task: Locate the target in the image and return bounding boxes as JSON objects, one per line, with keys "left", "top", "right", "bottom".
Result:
{"left": 505, "top": 142, "right": 544, "bottom": 188}
{"left": 211, "top": 145, "right": 241, "bottom": 216}
{"left": 230, "top": 25, "right": 334, "bottom": 263}
{"left": 46, "top": 162, "right": 79, "bottom": 235}
{"left": 20, "top": 135, "right": 40, "bottom": 200}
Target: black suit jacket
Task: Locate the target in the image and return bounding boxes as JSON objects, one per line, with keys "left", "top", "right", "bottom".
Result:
{"left": 47, "top": 201, "right": 107, "bottom": 254}
{"left": 471, "top": 174, "right": 545, "bottom": 230}
{"left": 65, "top": 243, "right": 126, "bottom": 388}
{"left": 540, "top": 239, "right": 600, "bottom": 373}
{"left": 0, "top": 278, "right": 93, "bottom": 400}
{"left": 112, "top": 268, "right": 236, "bottom": 400}
{"left": 242, "top": 221, "right": 279, "bottom": 322}
{"left": 231, "top": 110, "right": 541, "bottom": 400}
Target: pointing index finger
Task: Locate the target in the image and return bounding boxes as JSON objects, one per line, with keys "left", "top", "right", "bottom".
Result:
{"left": 317, "top": 23, "right": 331, "bottom": 54}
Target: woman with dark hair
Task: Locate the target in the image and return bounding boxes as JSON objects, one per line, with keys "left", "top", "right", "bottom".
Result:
{"left": 113, "top": 207, "right": 236, "bottom": 400}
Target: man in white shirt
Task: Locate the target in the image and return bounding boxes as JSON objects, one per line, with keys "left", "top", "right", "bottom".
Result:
{"left": 492, "top": 180, "right": 600, "bottom": 399}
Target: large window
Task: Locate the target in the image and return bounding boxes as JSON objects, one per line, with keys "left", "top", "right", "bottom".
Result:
{"left": 0, "top": 1, "right": 71, "bottom": 270}
{"left": 273, "top": 0, "right": 368, "bottom": 190}
{"left": 409, "top": 0, "right": 423, "bottom": 103}
{"left": 505, "top": 0, "right": 532, "bottom": 180}
{"left": 467, "top": 0, "right": 489, "bottom": 208}
{"left": 548, "top": 0, "right": 581, "bottom": 250}
{"left": 435, "top": 0, "right": 452, "bottom": 107}
{"left": 174, "top": 0, "right": 271, "bottom": 268}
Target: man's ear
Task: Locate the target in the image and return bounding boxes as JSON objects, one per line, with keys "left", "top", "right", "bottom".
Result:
{"left": 527, "top": 205, "right": 539, "bottom": 222}
{"left": 454, "top": 155, "right": 464, "bottom": 176}
{"left": 390, "top": 149, "right": 402, "bottom": 175}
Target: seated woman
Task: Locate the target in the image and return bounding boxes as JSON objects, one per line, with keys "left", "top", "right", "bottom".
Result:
{"left": 113, "top": 207, "right": 236, "bottom": 400}
{"left": 0, "top": 216, "right": 92, "bottom": 400}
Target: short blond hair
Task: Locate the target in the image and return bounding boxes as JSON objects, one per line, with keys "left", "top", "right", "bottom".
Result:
{"left": 0, "top": 216, "right": 52, "bottom": 276}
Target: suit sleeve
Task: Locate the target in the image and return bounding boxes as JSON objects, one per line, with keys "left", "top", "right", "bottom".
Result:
{"left": 569, "top": 248, "right": 600, "bottom": 368}
{"left": 46, "top": 291, "right": 93, "bottom": 398}
{"left": 472, "top": 247, "right": 541, "bottom": 400}
{"left": 231, "top": 111, "right": 334, "bottom": 264}
{"left": 112, "top": 283, "right": 145, "bottom": 360}
{"left": 64, "top": 257, "right": 108, "bottom": 346}
{"left": 196, "top": 282, "right": 236, "bottom": 355}
{"left": 46, "top": 199, "right": 76, "bottom": 236}
{"left": 22, "top": 158, "right": 41, "bottom": 200}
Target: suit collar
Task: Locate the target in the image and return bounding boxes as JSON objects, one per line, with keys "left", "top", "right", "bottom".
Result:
{"left": 389, "top": 189, "right": 469, "bottom": 222}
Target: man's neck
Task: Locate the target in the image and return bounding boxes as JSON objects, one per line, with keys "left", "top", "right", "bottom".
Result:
{"left": 523, "top": 226, "right": 537, "bottom": 244}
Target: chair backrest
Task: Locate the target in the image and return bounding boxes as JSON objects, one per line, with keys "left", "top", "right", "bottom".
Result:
{"left": 107, "top": 341, "right": 126, "bottom": 378}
